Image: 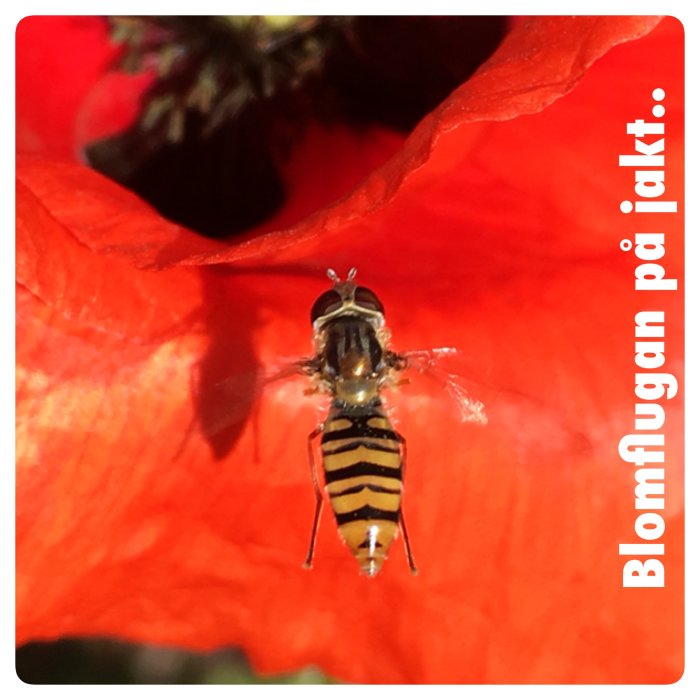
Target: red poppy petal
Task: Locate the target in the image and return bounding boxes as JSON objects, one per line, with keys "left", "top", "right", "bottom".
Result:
{"left": 16, "top": 17, "right": 114, "bottom": 158}
{"left": 16, "top": 17, "right": 683, "bottom": 684}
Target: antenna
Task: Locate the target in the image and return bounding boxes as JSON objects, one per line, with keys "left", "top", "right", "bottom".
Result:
{"left": 326, "top": 267, "right": 358, "bottom": 285}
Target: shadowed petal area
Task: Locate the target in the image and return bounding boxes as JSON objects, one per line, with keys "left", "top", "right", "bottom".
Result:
{"left": 16, "top": 17, "right": 682, "bottom": 683}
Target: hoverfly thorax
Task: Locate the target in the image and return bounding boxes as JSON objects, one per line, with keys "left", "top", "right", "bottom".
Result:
{"left": 310, "top": 268, "right": 389, "bottom": 407}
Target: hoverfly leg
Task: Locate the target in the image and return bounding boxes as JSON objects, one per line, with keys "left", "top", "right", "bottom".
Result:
{"left": 397, "top": 432, "right": 419, "bottom": 575}
{"left": 298, "top": 357, "right": 326, "bottom": 397}
{"left": 399, "top": 512, "right": 419, "bottom": 576}
{"left": 385, "top": 350, "right": 408, "bottom": 372}
{"left": 303, "top": 424, "right": 324, "bottom": 570}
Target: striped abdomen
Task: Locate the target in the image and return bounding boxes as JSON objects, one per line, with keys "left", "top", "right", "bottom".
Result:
{"left": 321, "top": 406, "right": 403, "bottom": 576}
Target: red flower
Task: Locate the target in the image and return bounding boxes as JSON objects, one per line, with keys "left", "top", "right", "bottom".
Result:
{"left": 16, "top": 16, "right": 684, "bottom": 683}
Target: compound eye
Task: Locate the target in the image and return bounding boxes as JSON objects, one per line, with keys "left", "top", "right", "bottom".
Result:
{"left": 354, "top": 286, "right": 384, "bottom": 314}
{"left": 311, "top": 290, "right": 343, "bottom": 322}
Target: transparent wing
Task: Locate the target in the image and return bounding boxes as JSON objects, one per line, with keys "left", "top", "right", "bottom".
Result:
{"left": 387, "top": 346, "right": 591, "bottom": 457}
{"left": 395, "top": 347, "right": 490, "bottom": 426}
{"left": 443, "top": 374, "right": 489, "bottom": 426}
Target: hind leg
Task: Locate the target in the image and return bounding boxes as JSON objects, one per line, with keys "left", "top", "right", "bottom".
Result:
{"left": 397, "top": 432, "right": 419, "bottom": 575}
{"left": 303, "top": 425, "right": 324, "bottom": 569}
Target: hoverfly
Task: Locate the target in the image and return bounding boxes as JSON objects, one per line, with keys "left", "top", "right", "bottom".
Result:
{"left": 297, "top": 267, "right": 487, "bottom": 577}
{"left": 199, "top": 269, "right": 582, "bottom": 576}
{"left": 195, "top": 267, "right": 487, "bottom": 575}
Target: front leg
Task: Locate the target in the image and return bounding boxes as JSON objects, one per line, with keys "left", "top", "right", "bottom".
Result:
{"left": 298, "top": 355, "right": 323, "bottom": 376}
{"left": 385, "top": 351, "right": 408, "bottom": 371}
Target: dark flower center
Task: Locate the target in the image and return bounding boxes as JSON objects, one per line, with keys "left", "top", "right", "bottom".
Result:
{"left": 86, "top": 16, "right": 507, "bottom": 239}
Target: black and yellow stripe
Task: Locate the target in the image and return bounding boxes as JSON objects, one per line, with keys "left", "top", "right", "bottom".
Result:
{"left": 321, "top": 408, "right": 403, "bottom": 575}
